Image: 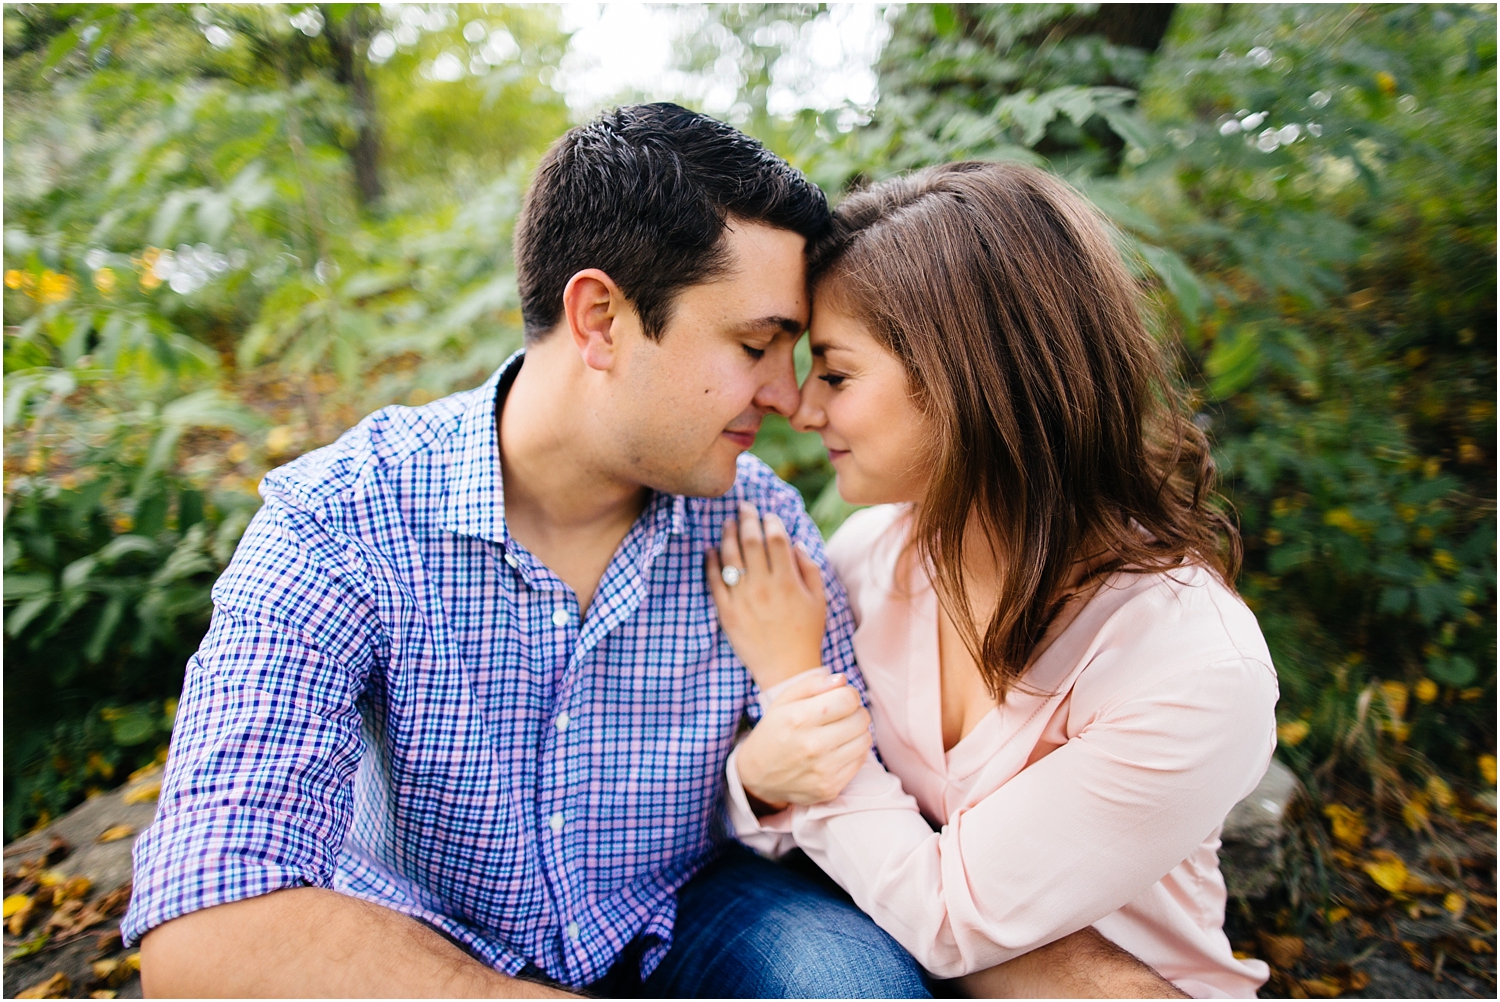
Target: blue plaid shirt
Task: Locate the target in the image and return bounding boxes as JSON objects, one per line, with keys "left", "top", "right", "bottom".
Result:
{"left": 123, "top": 352, "right": 862, "bottom": 987}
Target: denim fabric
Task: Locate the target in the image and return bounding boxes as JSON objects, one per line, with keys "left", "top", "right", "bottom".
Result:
{"left": 623, "top": 845, "right": 932, "bottom": 999}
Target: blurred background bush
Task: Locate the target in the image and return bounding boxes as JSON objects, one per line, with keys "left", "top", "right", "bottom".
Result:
{"left": 3, "top": 1, "right": 1493, "bottom": 903}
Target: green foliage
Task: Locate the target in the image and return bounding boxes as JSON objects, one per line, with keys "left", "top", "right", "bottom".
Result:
{"left": 2, "top": 3, "right": 1493, "bottom": 839}
{"left": 741, "top": 3, "right": 1496, "bottom": 802}
{"left": 2, "top": 2, "right": 564, "bottom": 835}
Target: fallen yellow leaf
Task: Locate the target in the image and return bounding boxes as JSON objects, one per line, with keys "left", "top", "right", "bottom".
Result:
{"left": 16, "top": 971, "right": 71, "bottom": 999}
{"left": 97, "top": 825, "right": 135, "bottom": 843}
{"left": 1401, "top": 793, "right": 1429, "bottom": 831}
{"left": 1323, "top": 803, "right": 1367, "bottom": 849}
{"left": 1325, "top": 906, "right": 1350, "bottom": 924}
{"left": 1480, "top": 754, "right": 1497, "bottom": 786}
{"left": 1258, "top": 933, "right": 1305, "bottom": 968}
{"left": 3, "top": 893, "right": 32, "bottom": 918}
{"left": 122, "top": 780, "right": 161, "bottom": 805}
{"left": 52, "top": 875, "right": 91, "bottom": 904}
{"left": 1363, "top": 851, "right": 1409, "bottom": 893}
{"left": 1300, "top": 976, "right": 1343, "bottom": 998}
{"left": 1426, "top": 775, "right": 1454, "bottom": 809}
{"left": 90, "top": 992, "right": 118, "bottom": 1000}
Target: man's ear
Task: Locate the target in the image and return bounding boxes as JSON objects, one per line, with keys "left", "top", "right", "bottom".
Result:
{"left": 562, "top": 269, "right": 632, "bottom": 371}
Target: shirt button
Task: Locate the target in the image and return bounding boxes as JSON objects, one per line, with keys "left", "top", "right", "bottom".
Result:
{"left": 555, "top": 712, "right": 571, "bottom": 731}
{"left": 504, "top": 552, "right": 519, "bottom": 569}
{"left": 551, "top": 608, "right": 570, "bottom": 627}
{"left": 549, "top": 812, "right": 565, "bottom": 833}
{"left": 566, "top": 921, "right": 580, "bottom": 940}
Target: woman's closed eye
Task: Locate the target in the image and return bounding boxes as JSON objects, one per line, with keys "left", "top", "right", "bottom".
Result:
{"left": 817, "top": 372, "right": 847, "bottom": 388}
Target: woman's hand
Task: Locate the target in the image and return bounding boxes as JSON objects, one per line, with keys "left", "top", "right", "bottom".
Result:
{"left": 707, "top": 503, "right": 827, "bottom": 690}
{"left": 736, "top": 670, "right": 873, "bottom": 812}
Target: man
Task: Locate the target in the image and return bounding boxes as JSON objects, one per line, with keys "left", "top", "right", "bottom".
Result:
{"left": 128, "top": 103, "right": 1183, "bottom": 998}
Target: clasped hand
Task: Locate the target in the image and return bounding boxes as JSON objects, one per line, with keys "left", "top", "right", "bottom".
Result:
{"left": 707, "top": 504, "right": 872, "bottom": 811}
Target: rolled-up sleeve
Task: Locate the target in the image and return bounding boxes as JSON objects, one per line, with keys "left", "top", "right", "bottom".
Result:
{"left": 122, "top": 493, "right": 383, "bottom": 944}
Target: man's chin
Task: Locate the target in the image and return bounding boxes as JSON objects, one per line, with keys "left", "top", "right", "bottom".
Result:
{"left": 650, "top": 454, "right": 741, "bottom": 499}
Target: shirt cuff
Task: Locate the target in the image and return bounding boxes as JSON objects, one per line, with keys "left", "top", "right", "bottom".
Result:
{"left": 754, "top": 665, "right": 833, "bottom": 711}
{"left": 724, "top": 742, "right": 797, "bottom": 858}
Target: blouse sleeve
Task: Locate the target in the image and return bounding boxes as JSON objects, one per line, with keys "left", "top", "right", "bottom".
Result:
{"left": 786, "top": 656, "right": 1278, "bottom": 978}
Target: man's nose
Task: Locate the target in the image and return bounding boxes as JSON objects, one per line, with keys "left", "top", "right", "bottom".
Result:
{"left": 753, "top": 352, "right": 802, "bottom": 418}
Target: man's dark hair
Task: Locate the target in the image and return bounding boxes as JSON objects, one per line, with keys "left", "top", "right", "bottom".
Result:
{"left": 514, "top": 103, "right": 830, "bottom": 342}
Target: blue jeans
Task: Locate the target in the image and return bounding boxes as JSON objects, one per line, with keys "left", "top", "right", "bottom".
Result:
{"left": 586, "top": 844, "right": 931, "bottom": 998}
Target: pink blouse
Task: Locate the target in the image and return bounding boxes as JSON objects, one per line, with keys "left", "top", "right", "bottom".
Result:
{"left": 727, "top": 505, "right": 1278, "bottom": 998}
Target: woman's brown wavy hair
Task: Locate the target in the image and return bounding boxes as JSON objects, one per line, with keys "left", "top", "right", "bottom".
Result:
{"left": 811, "top": 161, "right": 1241, "bottom": 701}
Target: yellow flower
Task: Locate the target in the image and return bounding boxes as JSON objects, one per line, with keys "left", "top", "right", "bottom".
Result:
{"left": 92, "top": 266, "right": 117, "bottom": 294}
{"left": 1479, "top": 754, "right": 1497, "bottom": 786}
{"left": 1323, "top": 508, "right": 1368, "bottom": 536}
{"left": 36, "top": 270, "right": 77, "bottom": 303}
{"left": 1414, "top": 678, "right": 1438, "bottom": 703}
{"left": 1277, "top": 720, "right": 1310, "bottom": 746}
{"left": 1376, "top": 71, "right": 1397, "bottom": 95}
{"left": 1432, "top": 550, "right": 1459, "bottom": 574}
{"left": 1264, "top": 528, "right": 1284, "bottom": 545}
{"left": 4, "top": 269, "right": 26, "bottom": 289}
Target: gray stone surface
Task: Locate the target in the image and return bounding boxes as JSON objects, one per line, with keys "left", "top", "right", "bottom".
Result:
{"left": 3, "top": 767, "right": 161, "bottom": 896}
{"left": 1220, "top": 758, "right": 1305, "bottom": 899}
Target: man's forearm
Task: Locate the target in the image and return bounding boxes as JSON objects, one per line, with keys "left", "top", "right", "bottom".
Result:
{"left": 955, "top": 926, "right": 1188, "bottom": 999}
{"left": 140, "top": 886, "right": 575, "bottom": 998}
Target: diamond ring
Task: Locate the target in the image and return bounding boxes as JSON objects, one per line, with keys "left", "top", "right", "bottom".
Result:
{"left": 721, "top": 565, "right": 744, "bottom": 587}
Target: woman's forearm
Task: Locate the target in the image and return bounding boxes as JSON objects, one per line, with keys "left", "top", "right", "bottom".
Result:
{"left": 788, "top": 660, "right": 1276, "bottom": 979}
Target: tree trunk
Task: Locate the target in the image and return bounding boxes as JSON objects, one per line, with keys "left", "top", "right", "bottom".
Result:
{"left": 322, "top": 5, "right": 383, "bottom": 210}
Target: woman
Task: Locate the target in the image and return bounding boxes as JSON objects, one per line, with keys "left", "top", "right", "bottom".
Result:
{"left": 706, "top": 162, "right": 1277, "bottom": 998}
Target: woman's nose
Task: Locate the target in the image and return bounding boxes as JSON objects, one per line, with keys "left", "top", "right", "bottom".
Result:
{"left": 790, "top": 378, "right": 827, "bottom": 433}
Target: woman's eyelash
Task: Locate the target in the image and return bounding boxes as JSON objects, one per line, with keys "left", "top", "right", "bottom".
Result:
{"left": 818, "top": 373, "right": 846, "bottom": 387}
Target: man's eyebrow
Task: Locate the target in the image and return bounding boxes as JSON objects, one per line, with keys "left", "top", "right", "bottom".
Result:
{"left": 735, "top": 315, "right": 806, "bottom": 336}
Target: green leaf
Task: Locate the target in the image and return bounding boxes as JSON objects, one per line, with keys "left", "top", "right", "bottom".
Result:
{"left": 1204, "top": 327, "right": 1263, "bottom": 399}
{"left": 107, "top": 706, "right": 158, "bottom": 747}
{"left": 1428, "top": 654, "right": 1477, "bottom": 688}
{"left": 84, "top": 595, "right": 125, "bottom": 663}
{"left": 1137, "top": 243, "right": 1205, "bottom": 326}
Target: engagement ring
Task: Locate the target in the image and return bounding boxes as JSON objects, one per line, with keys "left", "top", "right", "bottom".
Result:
{"left": 720, "top": 565, "right": 744, "bottom": 587}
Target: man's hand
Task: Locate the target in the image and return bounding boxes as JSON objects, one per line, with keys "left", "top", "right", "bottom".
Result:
{"left": 707, "top": 503, "right": 827, "bottom": 689}
{"left": 141, "top": 886, "right": 576, "bottom": 998}
{"left": 956, "top": 925, "right": 1189, "bottom": 999}
{"left": 736, "top": 671, "right": 872, "bottom": 812}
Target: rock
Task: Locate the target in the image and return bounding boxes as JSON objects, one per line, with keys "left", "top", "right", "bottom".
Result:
{"left": 1220, "top": 757, "right": 1305, "bottom": 899}
{"left": 3, "top": 769, "right": 161, "bottom": 901}
{"left": 3, "top": 768, "right": 159, "bottom": 999}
